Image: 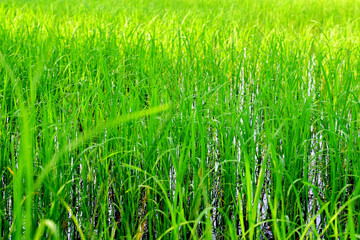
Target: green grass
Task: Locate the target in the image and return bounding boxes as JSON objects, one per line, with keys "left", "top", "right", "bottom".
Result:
{"left": 0, "top": 0, "right": 360, "bottom": 239}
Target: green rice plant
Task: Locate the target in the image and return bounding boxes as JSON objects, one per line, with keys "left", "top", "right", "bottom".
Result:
{"left": 0, "top": 0, "right": 359, "bottom": 239}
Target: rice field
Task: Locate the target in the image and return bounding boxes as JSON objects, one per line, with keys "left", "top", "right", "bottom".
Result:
{"left": 1, "top": 0, "right": 360, "bottom": 239}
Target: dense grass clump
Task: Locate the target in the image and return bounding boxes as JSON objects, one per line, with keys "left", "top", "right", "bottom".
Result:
{"left": 1, "top": 0, "right": 360, "bottom": 239}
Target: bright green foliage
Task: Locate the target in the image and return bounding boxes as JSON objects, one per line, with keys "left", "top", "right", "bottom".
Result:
{"left": 0, "top": 0, "right": 360, "bottom": 239}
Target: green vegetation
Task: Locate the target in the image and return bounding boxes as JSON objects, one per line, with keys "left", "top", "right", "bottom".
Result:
{"left": 1, "top": 0, "right": 360, "bottom": 239}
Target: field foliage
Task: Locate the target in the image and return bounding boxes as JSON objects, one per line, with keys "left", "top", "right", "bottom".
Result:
{"left": 1, "top": 0, "right": 360, "bottom": 239}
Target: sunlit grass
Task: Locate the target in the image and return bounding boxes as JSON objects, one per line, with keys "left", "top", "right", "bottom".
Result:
{"left": 1, "top": 0, "right": 360, "bottom": 239}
